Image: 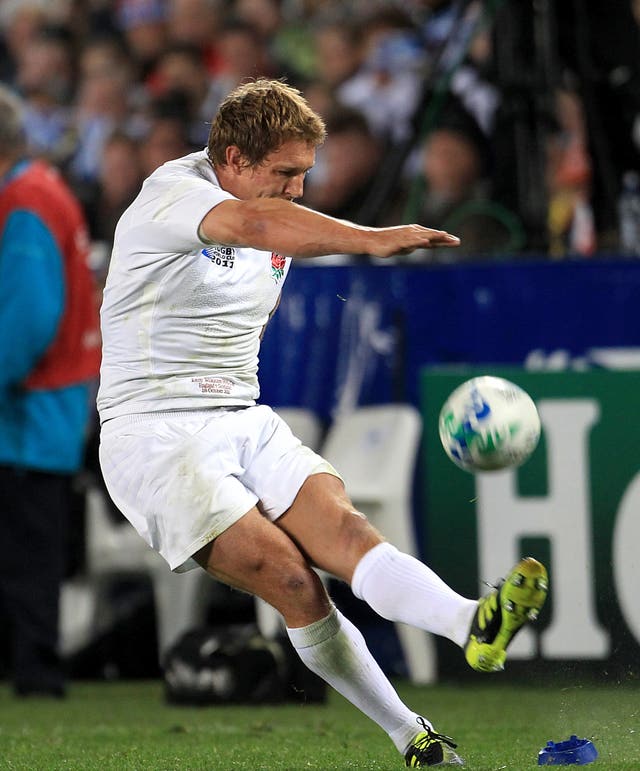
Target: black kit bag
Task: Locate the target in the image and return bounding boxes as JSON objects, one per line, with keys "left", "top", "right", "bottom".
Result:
{"left": 163, "top": 624, "right": 327, "bottom": 706}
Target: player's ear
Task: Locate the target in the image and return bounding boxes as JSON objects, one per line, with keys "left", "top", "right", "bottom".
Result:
{"left": 225, "top": 146, "right": 249, "bottom": 175}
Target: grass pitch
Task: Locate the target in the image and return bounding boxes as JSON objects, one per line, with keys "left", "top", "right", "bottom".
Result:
{"left": 0, "top": 679, "right": 638, "bottom": 770}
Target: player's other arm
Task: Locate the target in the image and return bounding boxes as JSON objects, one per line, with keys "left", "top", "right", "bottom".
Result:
{"left": 199, "top": 198, "right": 460, "bottom": 259}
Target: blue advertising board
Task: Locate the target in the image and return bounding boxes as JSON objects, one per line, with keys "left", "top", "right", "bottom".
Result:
{"left": 259, "top": 258, "right": 640, "bottom": 419}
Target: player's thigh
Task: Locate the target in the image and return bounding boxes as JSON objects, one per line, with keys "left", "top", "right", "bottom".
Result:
{"left": 99, "top": 411, "right": 260, "bottom": 572}
{"left": 193, "top": 506, "right": 332, "bottom": 626}
{"left": 276, "top": 473, "right": 384, "bottom": 584}
{"left": 237, "top": 405, "right": 338, "bottom": 521}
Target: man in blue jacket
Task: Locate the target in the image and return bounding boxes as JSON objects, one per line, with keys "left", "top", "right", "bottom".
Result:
{"left": 0, "top": 85, "right": 101, "bottom": 697}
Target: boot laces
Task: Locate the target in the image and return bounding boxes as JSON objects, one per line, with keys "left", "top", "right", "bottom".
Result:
{"left": 414, "top": 716, "right": 458, "bottom": 751}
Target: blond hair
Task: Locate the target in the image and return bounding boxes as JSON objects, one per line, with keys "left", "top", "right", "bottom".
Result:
{"left": 207, "top": 79, "right": 326, "bottom": 168}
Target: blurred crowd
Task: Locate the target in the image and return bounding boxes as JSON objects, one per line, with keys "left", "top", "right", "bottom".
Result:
{"left": 1, "top": 0, "right": 640, "bottom": 266}
{"left": 2, "top": 0, "right": 640, "bottom": 694}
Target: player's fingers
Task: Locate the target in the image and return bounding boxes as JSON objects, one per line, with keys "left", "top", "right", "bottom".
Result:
{"left": 404, "top": 227, "right": 460, "bottom": 248}
{"left": 412, "top": 236, "right": 460, "bottom": 251}
{"left": 426, "top": 231, "right": 460, "bottom": 246}
{"left": 436, "top": 237, "right": 461, "bottom": 247}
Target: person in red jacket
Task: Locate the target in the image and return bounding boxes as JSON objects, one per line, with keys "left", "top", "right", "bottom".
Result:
{"left": 0, "top": 85, "right": 101, "bottom": 697}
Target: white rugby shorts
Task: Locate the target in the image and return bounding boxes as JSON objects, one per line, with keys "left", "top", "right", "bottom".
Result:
{"left": 99, "top": 405, "right": 340, "bottom": 572}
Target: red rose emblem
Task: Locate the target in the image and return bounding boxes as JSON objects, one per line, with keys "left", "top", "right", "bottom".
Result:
{"left": 271, "top": 253, "right": 286, "bottom": 271}
{"left": 270, "top": 252, "right": 287, "bottom": 282}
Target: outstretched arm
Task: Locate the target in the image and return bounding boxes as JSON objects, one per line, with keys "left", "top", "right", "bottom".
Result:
{"left": 199, "top": 198, "right": 459, "bottom": 258}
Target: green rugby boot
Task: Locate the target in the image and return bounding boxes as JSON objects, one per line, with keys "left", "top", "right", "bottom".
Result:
{"left": 465, "top": 557, "right": 548, "bottom": 673}
{"left": 404, "top": 718, "right": 464, "bottom": 767}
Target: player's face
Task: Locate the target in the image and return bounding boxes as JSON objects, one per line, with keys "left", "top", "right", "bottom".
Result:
{"left": 239, "top": 139, "right": 316, "bottom": 202}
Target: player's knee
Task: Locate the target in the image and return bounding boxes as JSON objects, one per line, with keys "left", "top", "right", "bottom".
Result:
{"left": 277, "top": 561, "right": 318, "bottom": 597}
{"left": 322, "top": 502, "right": 382, "bottom": 581}
{"left": 336, "top": 502, "right": 381, "bottom": 554}
{"left": 268, "top": 562, "right": 325, "bottom": 612}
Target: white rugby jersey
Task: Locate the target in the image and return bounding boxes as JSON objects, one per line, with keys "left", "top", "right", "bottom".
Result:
{"left": 97, "top": 150, "right": 291, "bottom": 422}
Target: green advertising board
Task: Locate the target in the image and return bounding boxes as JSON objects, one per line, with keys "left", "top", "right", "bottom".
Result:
{"left": 420, "top": 367, "right": 640, "bottom": 679}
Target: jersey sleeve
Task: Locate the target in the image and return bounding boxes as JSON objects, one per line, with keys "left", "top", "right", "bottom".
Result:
{"left": 124, "top": 173, "right": 235, "bottom": 255}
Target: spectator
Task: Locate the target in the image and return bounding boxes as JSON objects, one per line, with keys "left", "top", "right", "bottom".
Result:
{"left": 233, "top": 0, "right": 307, "bottom": 82}
{"left": 115, "top": 0, "right": 168, "bottom": 80}
{"left": 70, "top": 36, "right": 140, "bottom": 185}
{"left": 318, "top": 9, "right": 426, "bottom": 144}
{"left": 139, "top": 108, "right": 193, "bottom": 177}
{"left": 152, "top": 43, "right": 221, "bottom": 147}
{"left": 303, "top": 104, "right": 384, "bottom": 221}
{"left": 84, "top": 130, "right": 143, "bottom": 252}
{"left": 312, "top": 17, "right": 364, "bottom": 92}
{"left": 414, "top": 101, "right": 523, "bottom": 260}
{"left": 151, "top": 18, "right": 275, "bottom": 128}
{"left": 234, "top": 0, "right": 282, "bottom": 40}
{"left": 0, "top": 0, "right": 50, "bottom": 84}
{"left": 0, "top": 85, "right": 101, "bottom": 697}
{"left": 206, "top": 18, "right": 277, "bottom": 111}
{"left": 14, "top": 25, "right": 76, "bottom": 165}
{"left": 414, "top": 0, "right": 500, "bottom": 137}
{"left": 421, "top": 114, "right": 487, "bottom": 221}
{"left": 546, "top": 84, "right": 596, "bottom": 257}
{"left": 165, "top": 0, "right": 225, "bottom": 75}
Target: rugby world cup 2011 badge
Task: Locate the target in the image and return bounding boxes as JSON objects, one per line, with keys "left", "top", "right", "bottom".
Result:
{"left": 202, "top": 245, "right": 236, "bottom": 268}
{"left": 271, "top": 252, "right": 286, "bottom": 282}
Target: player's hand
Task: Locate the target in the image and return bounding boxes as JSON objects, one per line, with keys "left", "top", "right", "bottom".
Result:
{"left": 367, "top": 225, "right": 460, "bottom": 258}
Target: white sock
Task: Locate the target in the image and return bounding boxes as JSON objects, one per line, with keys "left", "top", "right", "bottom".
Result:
{"left": 287, "top": 606, "right": 428, "bottom": 754}
{"left": 351, "top": 542, "right": 477, "bottom": 648}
